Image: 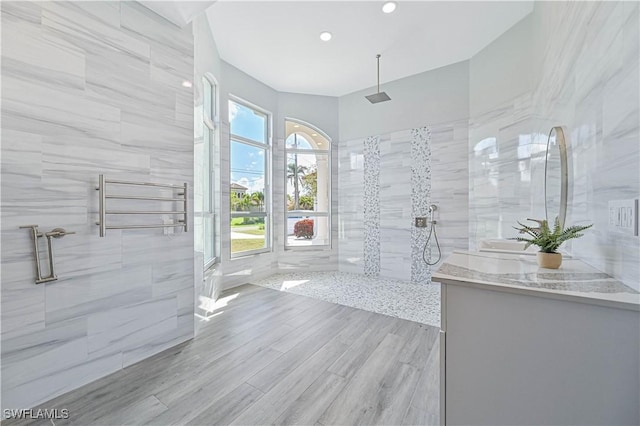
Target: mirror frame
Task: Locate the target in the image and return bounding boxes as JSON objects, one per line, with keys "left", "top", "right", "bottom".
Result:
{"left": 544, "top": 126, "right": 568, "bottom": 228}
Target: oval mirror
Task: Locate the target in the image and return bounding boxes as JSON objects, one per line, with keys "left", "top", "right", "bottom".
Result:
{"left": 544, "top": 126, "right": 568, "bottom": 228}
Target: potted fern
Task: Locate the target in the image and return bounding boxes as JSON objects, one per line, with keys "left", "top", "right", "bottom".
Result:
{"left": 511, "top": 217, "right": 592, "bottom": 269}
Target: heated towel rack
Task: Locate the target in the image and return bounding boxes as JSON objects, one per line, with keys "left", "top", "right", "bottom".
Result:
{"left": 96, "top": 174, "right": 188, "bottom": 237}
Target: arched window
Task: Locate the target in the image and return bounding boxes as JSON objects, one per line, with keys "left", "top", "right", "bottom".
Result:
{"left": 285, "top": 119, "right": 331, "bottom": 247}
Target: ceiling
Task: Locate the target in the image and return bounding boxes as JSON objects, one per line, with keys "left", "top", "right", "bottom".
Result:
{"left": 140, "top": 1, "right": 216, "bottom": 27}
{"left": 206, "top": 1, "right": 533, "bottom": 97}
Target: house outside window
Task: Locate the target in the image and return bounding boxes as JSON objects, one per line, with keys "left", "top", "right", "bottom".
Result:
{"left": 229, "top": 98, "right": 271, "bottom": 256}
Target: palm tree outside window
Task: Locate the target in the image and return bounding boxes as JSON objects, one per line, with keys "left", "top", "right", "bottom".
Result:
{"left": 229, "top": 98, "right": 271, "bottom": 256}
{"left": 285, "top": 119, "right": 331, "bottom": 248}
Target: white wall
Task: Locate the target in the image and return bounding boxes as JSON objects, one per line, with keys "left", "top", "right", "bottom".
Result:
{"left": 469, "top": 14, "right": 534, "bottom": 118}
{"left": 339, "top": 61, "right": 469, "bottom": 141}
{"left": 277, "top": 92, "right": 339, "bottom": 141}
{"left": 1, "top": 1, "right": 195, "bottom": 410}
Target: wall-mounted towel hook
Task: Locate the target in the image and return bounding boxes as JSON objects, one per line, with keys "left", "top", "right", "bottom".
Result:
{"left": 20, "top": 225, "right": 74, "bottom": 284}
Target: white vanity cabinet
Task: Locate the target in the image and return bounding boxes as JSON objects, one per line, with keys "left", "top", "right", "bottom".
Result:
{"left": 434, "top": 251, "right": 640, "bottom": 426}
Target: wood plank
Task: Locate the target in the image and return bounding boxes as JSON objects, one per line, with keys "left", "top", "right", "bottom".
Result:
{"left": 75, "top": 395, "right": 167, "bottom": 425}
{"left": 229, "top": 337, "right": 351, "bottom": 425}
{"left": 397, "top": 321, "right": 439, "bottom": 367}
{"left": 270, "top": 303, "right": 348, "bottom": 353}
{"left": 403, "top": 338, "right": 440, "bottom": 426}
{"left": 148, "top": 346, "right": 280, "bottom": 424}
{"left": 318, "top": 332, "right": 407, "bottom": 425}
{"left": 326, "top": 314, "right": 402, "bottom": 379}
{"left": 273, "top": 371, "right": 347, "bottom": 426}
{"left": 153, "top": 332, "right": 286, "bottom": 407}
{"left": 13, "top": 285, "right": 440, "bottom": 426}
{"left": 247, "top": 317, "right": 348, "bottom": 393}
{"left": 333, "top": 308, "right": 378, "bottom": 345}
{"left": 187, "top": 383, "right": 264, "bottom": 426}
{"left": 368, "top": 361, "right": 421, "bottom": 425}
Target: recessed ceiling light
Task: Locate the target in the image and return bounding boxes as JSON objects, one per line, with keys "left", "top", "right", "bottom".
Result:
{"left": 181, "top": 80, "right": 193, "bottom": 88}
{"left": 319, "top": 31, "right": 332, "bottom": 41}
{"left": 294, "top": 124, "right": 300, "bottom": 128}
{"left": 382, "top": 1, "right": 397, "bottom": 13}
{"left": 312, "top": 133, "right": 318, "bottom": 136}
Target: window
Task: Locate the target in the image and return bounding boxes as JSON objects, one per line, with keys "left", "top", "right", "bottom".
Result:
{"left": 195, "top": 75, "right": 218, "bottom": 268}
{"left": 285, "top": 119, "right": 331, "bottom": 248}
{"left": 229, "top": 98, "right": 270, "bottom": 256}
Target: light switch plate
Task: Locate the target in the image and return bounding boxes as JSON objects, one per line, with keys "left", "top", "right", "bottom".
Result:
{"left": 608, "top": 199, "right": 638, "bottom": 236}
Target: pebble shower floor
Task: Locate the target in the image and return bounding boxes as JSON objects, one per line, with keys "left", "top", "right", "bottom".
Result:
{"left": 250, "top": 271, "right": 441, "bottom": 327}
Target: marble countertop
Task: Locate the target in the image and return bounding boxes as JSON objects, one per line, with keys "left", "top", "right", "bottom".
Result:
{"left": 433, "top": 251, "right": 640, "bottom": 311}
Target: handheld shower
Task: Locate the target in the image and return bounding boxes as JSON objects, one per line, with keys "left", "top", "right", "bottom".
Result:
{"left": 422, "top": 204, "right": 442, "bottom": 266}
{"left": 429, "top": 204, "right": 437, "bottom": 224}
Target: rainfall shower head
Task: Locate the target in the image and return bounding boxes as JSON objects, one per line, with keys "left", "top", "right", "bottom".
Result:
{"left": 366, "top": 54, "right": 391, "bottom": 104}
{"left": 365, "top": 92, "right": 391, "bottom": 103}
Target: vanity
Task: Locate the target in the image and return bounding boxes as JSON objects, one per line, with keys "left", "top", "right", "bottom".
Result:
{"left": 435, "top": 251, "right": 640, "bottom": 425}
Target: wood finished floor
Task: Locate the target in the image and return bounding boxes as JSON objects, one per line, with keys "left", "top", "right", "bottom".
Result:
{"left": 7, "top": 285, "right": 440, "bottom": 426}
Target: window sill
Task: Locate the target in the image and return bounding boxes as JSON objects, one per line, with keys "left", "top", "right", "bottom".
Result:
{"left": 230, "top": 248, "right": 272, "bottom": 260}
{"left": 204, "top": 259, "right": 220, "bottom": 273}
{"left": 284, "top": 245, "right": 332, "bottom": 252}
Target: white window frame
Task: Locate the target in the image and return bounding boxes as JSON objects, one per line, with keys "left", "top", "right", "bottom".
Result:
{"left": 229, "top": 96, "right": 272, "bottom": 258}
{"left": 284, "top": 118, "right": 331, "bottom": 250}
{"left": 197, "top": 74, "right": 219, "bottom": 269}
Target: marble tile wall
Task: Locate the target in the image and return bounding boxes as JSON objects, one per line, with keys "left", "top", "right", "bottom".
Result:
{"left": 430, "top": 120, "right": 471, "bottom": 269}
{"left": 1, "top": 1, "right": 194, "bottom": 410}
{"left": 469, "top": 1, "right": 639, "bottom": 290}
{"left": 379, "top": 130, "right": 412, "bottom": 282}
{"left": 338, "top": 123, "right": 469, "bottom": 283}
{"left": 544, "top": 1, "right": 639, "bottom": 290}
{"left": 469, "top": 95, "right": 543, "bottom": 246}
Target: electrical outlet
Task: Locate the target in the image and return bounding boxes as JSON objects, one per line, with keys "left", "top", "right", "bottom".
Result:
{"left": 415, "top": 217, "right": 428, "bottom": 228}
{"left": 608, "top": 199, "right": 638, "bottom": 236}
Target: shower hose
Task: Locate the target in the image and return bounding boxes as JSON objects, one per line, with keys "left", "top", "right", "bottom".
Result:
{"left": 422, "top": 220, "right": 442, "bottom": 266}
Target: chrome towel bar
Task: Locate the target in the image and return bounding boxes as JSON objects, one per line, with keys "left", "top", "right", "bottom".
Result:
{"left": 102, "top": 178, "right": 185, "bottom": 189}
{"left": 105, "top": 224, "right": 186, "bottom": 230}
{"left": 19, "top": 225, "right": 75, "bottom": 284}
{"left": 105, "top": 195, "right": 185, "bottom": 202}
{"left": 96, "top": 174, "right": 188, "bottom": 237}
{"left": 105, "top": 211, "right": 187, "bottom": 215}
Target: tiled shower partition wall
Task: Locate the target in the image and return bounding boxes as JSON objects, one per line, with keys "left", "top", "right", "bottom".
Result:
{"left": 410, "top": 127, "right": 432, "bottom": 284}
{"left": 1, "top": 2, "right": 195, "bottom": 410}
{"left": 338, "top": 122, "right": 469, "bottom": 283}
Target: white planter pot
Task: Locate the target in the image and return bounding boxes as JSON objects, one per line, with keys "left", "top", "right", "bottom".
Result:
{"left": 537, "top": 252, "right": 562, "bottom": 269}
